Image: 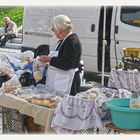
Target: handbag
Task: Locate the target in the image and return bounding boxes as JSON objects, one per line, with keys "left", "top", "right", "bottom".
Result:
{"left": 45, "top": 65, "right": 76, "bottom": 97}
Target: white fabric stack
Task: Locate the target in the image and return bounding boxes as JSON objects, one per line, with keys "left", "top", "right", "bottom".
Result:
{"left": 51, "top": 94, "right": 103, "bottom": 134}
{"left": 108, "top": 69, "right": 140, "bottom": 92}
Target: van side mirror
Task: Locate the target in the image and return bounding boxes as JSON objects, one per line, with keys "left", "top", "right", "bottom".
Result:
{"left": 91, "top": 24, "right": 95, "bottom": 32}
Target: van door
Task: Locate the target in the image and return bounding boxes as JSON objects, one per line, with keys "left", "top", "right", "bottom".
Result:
{"left": 113, "top": 6, "right": 140, "bottom": 65}
{"left": 54, "top": 6, "right": 101, "bottom": 73}
{"left": 98, "top": 6, "right": 113, "bottom": 72}
{"left": 22, "top": 6, "right": 54, "bottom": 50}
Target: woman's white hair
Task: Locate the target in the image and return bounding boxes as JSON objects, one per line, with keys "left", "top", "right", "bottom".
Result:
{"left": 52, "top": 15, "right": 73, "bottom": 32}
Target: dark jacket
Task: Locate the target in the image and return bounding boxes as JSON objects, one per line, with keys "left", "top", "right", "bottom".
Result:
{"left": 50, "top": 33, "right": 82, "bottom": 95}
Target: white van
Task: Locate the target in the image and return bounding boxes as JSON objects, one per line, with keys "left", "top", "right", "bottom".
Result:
{"left": 5, "top": 6, "right": 140, "bottom": 74}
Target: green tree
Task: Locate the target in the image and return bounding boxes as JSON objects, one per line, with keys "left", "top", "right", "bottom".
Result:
{"left": 0, "top": 6, "right": 24, "bottom": 27}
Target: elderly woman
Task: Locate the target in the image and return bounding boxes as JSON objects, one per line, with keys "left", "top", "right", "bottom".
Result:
{"left": 39, "top": 15, "right": 82, "bottom": 96}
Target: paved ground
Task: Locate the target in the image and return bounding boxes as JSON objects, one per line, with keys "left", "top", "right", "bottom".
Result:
{"left": 84, "top": 72, "right": 109, "bottom": 87}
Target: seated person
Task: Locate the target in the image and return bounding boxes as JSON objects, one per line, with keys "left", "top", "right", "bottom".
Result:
{"left": 0, "top": 17, "right": 17, "bottom": 47}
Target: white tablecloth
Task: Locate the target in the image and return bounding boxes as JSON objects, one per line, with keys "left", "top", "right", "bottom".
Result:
{"left": 108, "top": 69, "right": 140, "bottom": 92}
{"left": 51, "top": 87, "right": 132, "bottom": 134}
{"left": 51, "top": 94, "right": 103, "bottom": 134}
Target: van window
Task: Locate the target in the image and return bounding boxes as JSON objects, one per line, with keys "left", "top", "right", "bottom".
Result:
{"left": 121, "top": 6, "right": 140, "bottom": 27}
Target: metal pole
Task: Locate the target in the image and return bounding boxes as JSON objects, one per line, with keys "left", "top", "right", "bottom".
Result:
{"left": 101, "top": 6, "right": 107, "bottom": 85}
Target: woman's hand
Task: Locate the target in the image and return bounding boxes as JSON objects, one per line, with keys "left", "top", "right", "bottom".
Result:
{"left": 38, "top": 55, "right": 52, "bottom": 63}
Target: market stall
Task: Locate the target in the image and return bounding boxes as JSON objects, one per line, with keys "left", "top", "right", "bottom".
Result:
{"left": 0, "top": 93, "right": 56, "bottom": 133}
{"left": 106, "top": 47, "right": 140, "bottom": 133}
{"left": 0, "top": 85, "right": 133, "bottom": 134}
{"left": 0, "top": 47, "right": 140, "bottom": 134}
{"left": 0, "top": 49, "right": 111, "bottom": 134}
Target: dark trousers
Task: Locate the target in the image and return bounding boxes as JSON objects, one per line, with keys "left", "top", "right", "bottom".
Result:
{"left": 0, "top": 34, "right": 16, "bottom": 47}
{"left": 0, "top": 36, "right": 2, "bottom": 41}
{"left": 70, "top": 72, "right": 80, "bottom": 96}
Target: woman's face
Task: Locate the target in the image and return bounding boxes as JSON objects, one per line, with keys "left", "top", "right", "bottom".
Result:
{"left": 51, "top": 25, "right": 62, "bottom": 39}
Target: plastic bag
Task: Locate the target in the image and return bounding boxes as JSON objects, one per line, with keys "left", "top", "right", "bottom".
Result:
{"left": 0, "top": 55, "right": 15, "bottom": 77}
{"left": 1, "top": 74, "right": 22, "bottom": 94}
{"left": 21, "top": 50, "right": 34, "bottom": 62}
{"left": 4, "top": 53, "right": 28, "bottom": 71}
{"left": 32, "top": 58, "right": 48, "bottom": 83}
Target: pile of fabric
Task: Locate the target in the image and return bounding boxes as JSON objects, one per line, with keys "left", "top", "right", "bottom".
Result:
{"left": 51, "top": 87, "right": 132, "bottom": 134}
